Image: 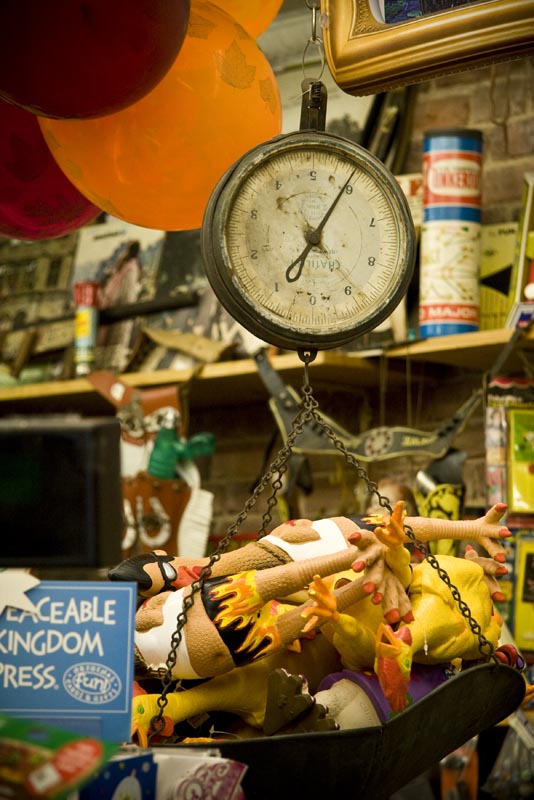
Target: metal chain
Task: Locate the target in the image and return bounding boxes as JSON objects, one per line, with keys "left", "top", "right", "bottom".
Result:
{"left": 402, "top": 532, "right": 498, "bottom": 663}
{"left": 149, "top": 359, "right": 321, "bottom": 738}
{"left": 149, "top": 350, "right": 497, "bottom": 739}
{"left": 296, "top": 369, "right": 498, "bottom": 665}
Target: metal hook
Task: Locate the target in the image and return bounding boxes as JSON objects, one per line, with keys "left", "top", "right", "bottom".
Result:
{"left": 299, "top": 78, "right": 327, "bottom": 131}
{"left": 298, "top": 348, "right": 318, "bottom": 390}
{"left": 302, "top": 0, "right": 325, "bottom": 81}
{"left": 302, "top": 38, "right": 325, "bottom": 81}
{"left": 308, "top": 0, "right": 319, "bottom": 41}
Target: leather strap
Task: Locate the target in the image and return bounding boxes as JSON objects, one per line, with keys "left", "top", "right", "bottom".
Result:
{"left": 254, "top": 349, "right": 482, "bottom": 461}
{"left": 87, "top": 370, "right": 182, "bottom": 444}
{"left": 87, "top": 371, "right": 180, "bottom": 413}
{"left": 86, "top": 370, "right": 139, "bottom": 409}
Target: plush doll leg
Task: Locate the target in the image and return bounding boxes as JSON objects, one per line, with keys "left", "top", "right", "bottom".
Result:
{"left": 111, "top": 516, "right": 362, "bottom": 597}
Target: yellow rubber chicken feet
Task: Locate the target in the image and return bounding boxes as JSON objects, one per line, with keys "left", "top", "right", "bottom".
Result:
{"left": 464, "top": 545, "right": 508, "bottom": 601}
{"left": 301, "top": 574, "right": 340, "bottom": 634}
{"left": 374, "top": 622, "right": 413, "bottom": 714}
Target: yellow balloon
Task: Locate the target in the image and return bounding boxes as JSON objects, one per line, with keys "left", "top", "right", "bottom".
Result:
{"left": 39, "top": 1, "right": 282, "bottom": 231}
{"left": 212, "top": 0, "right": 284, "bottom": 38}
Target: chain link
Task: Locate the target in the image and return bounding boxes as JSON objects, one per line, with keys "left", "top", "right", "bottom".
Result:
{"left": 298, "top": 378, "right": 498, "bottom": 665}
{"left": 403, "top": 526, "right": 497, "bottom": 663}
{"left": 149, "top": 355, "right": 496, "bottom": 740}
{"left": 149, "top": 362, "right": 320, "bottom": 738}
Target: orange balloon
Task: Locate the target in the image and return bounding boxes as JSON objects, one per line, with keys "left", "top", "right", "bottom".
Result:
{"left": 212, "top": 0, "right": 283, "bottom": 38}
{"left": 38, "top": 1, "right": 281, "bottom": 231}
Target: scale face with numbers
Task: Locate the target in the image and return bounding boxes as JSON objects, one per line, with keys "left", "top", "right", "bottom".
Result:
{"left": 201, "top": 129, "right": 416, "bottom": 352}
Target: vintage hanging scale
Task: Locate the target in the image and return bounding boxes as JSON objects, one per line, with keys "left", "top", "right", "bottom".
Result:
{"left": 201, "top": 84, "right": 415, "bottom": 353}
{"left": 147, "top": 7, "right": 525, "bottom": 796}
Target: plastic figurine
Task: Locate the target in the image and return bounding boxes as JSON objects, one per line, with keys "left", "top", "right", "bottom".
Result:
{"left": 110, "top": 502, "right": 511, "bottom": 597}
{"left": 126, "top": 502, "right": 517, "bottom": 743}
{"left": 134, "top": 538, "right": 366, "bottom": 682}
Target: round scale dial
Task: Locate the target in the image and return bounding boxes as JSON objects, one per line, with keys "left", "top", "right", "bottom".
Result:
{"left": 202, "top": 131, "right": 416, "bottom": 351}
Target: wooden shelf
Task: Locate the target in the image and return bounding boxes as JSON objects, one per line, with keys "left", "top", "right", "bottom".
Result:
{"left": 0, "top": 350, "right": 401, "bottom": 415}
{"left": 1, "top": 327, "right": 531, "bottom": 415}
{"left": 386, "top": 327, "right": 534, "bottom": 373}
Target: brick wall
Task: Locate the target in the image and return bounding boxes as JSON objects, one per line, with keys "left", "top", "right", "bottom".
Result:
{"left": 403, "top": 57, "right": 534, "bottom": 224}
{"left": 193, "top": 57, "right": 534, "bottom": 542}
{"left": 195, "top": 371, "right": 486, "bottom": 538}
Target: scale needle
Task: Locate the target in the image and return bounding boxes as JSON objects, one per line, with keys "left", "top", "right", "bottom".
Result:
{"left": 285, "top": 167, "right": 357, "bottom": 283}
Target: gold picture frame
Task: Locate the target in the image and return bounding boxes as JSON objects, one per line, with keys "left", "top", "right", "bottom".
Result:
{"left": 321, "top": 0, "right": 534, "bottom": 96}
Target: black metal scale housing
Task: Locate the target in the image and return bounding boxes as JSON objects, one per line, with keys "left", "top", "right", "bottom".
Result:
{"left": 201, "top": 115, "right": 416, "bottom": 351}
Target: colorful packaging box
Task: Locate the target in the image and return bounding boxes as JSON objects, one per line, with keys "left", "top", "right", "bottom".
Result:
{"left": 0, "top": 576, "right": 137, "bottom": 742}
{"left": 513, "top": 536, "right": 534, "bottom": 652}
{"left": 479, "top": 222, "right": 518, "bottom": 330}
{"left": 153, "top": 749, "right": 247, "bottom": 800}
{"left": 0, "top": 713, "right": 118, "bottom": 799}
{"left": 505, "top": 172, "right": 534, "bottom": 326}
{"left": 75, "top": 749, "right": 156, "bottom": 800}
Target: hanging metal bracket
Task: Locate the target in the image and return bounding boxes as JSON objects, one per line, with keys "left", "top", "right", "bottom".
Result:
{"left": 299, "top": 79, "right": 327, "bottom": 132}
{"left": 254, "top": 348, "right": 482, "bottom": 461}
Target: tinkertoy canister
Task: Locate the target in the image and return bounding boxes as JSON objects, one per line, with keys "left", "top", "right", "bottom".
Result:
{"left": 419, "top": 129, "right": 482, "bottom": 337}
{"left": 73, "top": 280, "right": 100, "bottom": 376}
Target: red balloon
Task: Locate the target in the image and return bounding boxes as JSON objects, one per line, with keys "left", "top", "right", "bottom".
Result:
{"left": 0, "top": 99, "right": 100, "bottom": 240}
{"left": 0, "top": 0, "right": 190, "bottom": 119}
{"left": 39, "top": 1, "right": 282, "bottom": 232}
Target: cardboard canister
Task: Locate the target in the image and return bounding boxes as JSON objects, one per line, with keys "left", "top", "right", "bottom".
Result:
{"left": 419, "top": 129, "right": 482, "bottom": 337}
{"left": 73, "top": 280, "right": 100, "bottom": 375}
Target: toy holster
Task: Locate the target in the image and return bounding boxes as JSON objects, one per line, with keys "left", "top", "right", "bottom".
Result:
{"left": 87, "top": 371, "right": 192, "bottom": 558}
{"left": 122, "top": 470, "right": 193, "bottom": 556}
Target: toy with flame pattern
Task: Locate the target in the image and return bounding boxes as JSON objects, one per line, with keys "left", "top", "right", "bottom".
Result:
{"left": 134, "top": 537, "right": 370, "bottom": 682}
{"left": 129, "top": 502, "right": 521, "bottom": 742}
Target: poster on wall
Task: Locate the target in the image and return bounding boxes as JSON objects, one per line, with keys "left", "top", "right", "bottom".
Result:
{"left": 0, "top": 234, "right": 78, "bottom": 380}
{"left": 508, "top": 408, "right": 534, "bottom": 514}
{"left": 0, "top": 234, "right": 77, "bottom": 335}
{"left": 71, "top": 217, "right": 166, "bottom": 372}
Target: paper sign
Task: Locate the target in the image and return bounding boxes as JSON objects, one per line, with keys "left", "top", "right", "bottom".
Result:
{"left": 0, "top": 578, "right": 137, "bottom": 743}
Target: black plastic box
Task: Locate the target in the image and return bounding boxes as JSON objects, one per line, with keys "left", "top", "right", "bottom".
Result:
{"left": 0, "top": 415, "right": 122, "bottom": 568}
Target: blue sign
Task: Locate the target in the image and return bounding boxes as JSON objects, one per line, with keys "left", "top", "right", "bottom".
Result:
{"left": 0, "top": 579, "right": 137, "bottom": 743}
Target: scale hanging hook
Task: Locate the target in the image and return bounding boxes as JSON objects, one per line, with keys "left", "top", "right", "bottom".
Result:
{"left": 297, "top": 348, "right": 318, "bottom": 389}
{"left": 302, "top": 0, "right": 325, "bottom": 83}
